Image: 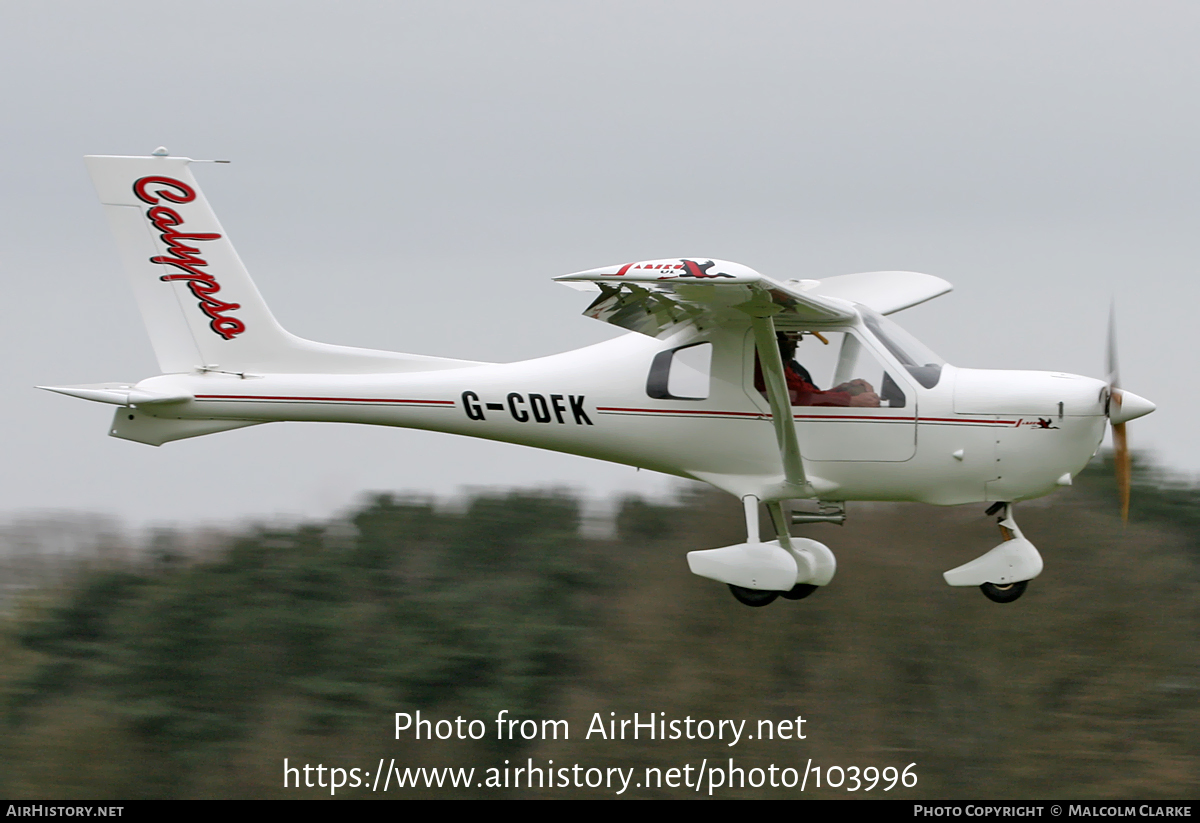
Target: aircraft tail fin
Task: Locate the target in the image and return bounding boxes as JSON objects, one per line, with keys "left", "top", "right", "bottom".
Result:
{"left": 86, "top": 154, "right": 477, "bottom": 374}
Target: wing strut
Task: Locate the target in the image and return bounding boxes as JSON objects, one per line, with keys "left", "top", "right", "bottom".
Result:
{"left": 747, "top": 314, "right": 808, "bottom": 491}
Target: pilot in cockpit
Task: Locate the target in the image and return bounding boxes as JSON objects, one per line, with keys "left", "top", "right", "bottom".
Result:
{"left": 757, "top": 332, "right": 881, "bottom": 408}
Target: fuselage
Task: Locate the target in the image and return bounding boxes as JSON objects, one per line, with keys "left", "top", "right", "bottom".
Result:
{"left": 128, "top": 318, "right": 1108, "bottom": 506}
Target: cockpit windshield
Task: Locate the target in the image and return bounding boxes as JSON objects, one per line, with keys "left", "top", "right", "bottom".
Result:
{"left": 858, "top": 306, "right": 946, "bottom": 389}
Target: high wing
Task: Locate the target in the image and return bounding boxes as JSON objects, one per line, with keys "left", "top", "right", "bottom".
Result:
{"left": 555, "top": 259, "right": 951, "bottom": 337}
{"left": 554, "top": 258, "right": 856, "bottom": 338}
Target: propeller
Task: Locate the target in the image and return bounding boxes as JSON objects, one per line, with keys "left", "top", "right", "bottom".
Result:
{"left": 1105, "top": 305, "right": 1156, "bottom": 523}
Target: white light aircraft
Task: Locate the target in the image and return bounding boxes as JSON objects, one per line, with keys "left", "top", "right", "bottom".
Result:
{"left": 44, "top": 152, "right": 1157, "bottom": 607}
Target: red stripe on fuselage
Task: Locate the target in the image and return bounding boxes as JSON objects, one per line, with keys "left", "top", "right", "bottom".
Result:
{"left": 596, "top": 407, "right": 1018, "bottom": 426}
{"left": 194, "top": 394, "right": 454, "bottom": 405}
{"left": 596, "top": 406, "right": 764, "bottom": 417}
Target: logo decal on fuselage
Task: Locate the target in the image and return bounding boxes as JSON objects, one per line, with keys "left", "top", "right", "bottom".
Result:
{"left": 1016, "top": 417, "right": 1060, "bottom": 429}
{"left": 133, "top": 176, "right": 245, "bottom": 340}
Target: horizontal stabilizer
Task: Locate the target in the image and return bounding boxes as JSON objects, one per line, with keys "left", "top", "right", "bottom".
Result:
{"left": 39, "top": 383, "right": 191, "bottom": 407}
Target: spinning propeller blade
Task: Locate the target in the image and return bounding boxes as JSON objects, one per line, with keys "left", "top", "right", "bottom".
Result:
{"left": 1107, "top": 305, "right": 1130, "bottom": 523}
{"left": 1112, "top": 421, "right": 1130, "bottom": 523}
{"left": 1105, "top": 305, "right": 1155, "bottom": 524}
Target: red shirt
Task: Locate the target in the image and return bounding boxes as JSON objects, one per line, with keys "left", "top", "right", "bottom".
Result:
{"left": 754, "top": 360, "right": 852, "bottom": 407}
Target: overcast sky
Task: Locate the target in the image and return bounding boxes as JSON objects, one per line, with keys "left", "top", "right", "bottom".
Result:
{"left": 2, "top": 1, "right": 1197, "bottom": 528}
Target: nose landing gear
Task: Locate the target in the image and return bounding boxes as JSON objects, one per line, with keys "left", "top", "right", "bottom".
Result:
{"left": 980, "top": 580, "right": 1028, "bottom": 603}
{"left": 943, "top": 503, "right": 1042, "bottom": 603}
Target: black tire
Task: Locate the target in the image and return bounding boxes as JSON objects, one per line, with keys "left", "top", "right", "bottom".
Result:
{"left": 980, "top": 580, "right": 1028, "bottom": 603}
{"left": 728, "top": 585, "right": 778, "bottom": 607}
{"left": 780, "top": 583, "right": 819, "bottom": 601}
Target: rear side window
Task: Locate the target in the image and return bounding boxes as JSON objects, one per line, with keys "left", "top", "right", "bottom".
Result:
{"left": 647, "top": 342, "right": 713, "bottom": 400}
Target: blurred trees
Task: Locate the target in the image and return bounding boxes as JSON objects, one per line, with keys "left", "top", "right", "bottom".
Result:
{"left": 0, "top": 458, "right": 1196, "bottom": 798}
{"left": 1, "top": 491, "right": 601, "bottom": 797}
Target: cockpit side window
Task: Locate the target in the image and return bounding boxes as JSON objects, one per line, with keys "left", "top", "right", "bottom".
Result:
{"left": 754, "top": 330, "right": 906, "bottom": 409}
{"left": 647, "top": 342, "right": 713, "bottom": 400}
{"left": 858, "top": 307, "right": 945, "bottom": 389}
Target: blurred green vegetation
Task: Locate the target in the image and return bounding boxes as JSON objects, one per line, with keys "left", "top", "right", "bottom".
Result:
{"left": 0, "top": 458, "right": 1196, "bottom": 799}
{"left": 1077, "top": 452, "right": 1200, "bottom": 547}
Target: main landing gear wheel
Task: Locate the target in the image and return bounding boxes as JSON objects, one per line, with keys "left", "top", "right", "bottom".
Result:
{"left": 780, "top": 583, "right": 818, "bottom": 601}
{"left": 980, "top": 580, "right": 1028, "bottom": 603}
{"left": 728, "top": 585, "right": 778, "bottom": 607}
